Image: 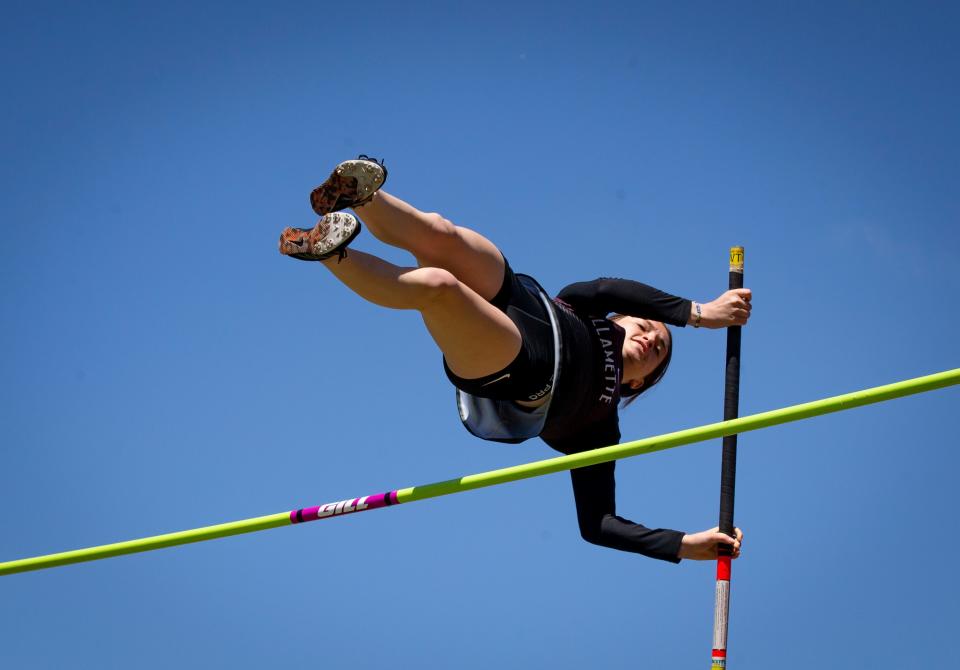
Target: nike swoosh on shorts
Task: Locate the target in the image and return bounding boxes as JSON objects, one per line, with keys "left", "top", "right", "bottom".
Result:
{"left": 481, "top": 373, "right": 511, "bottom": 387}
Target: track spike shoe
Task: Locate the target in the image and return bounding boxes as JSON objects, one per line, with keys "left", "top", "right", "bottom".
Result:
{"left": 310, "top": 155, "right": 387, "bottom": 216}
{"left": 279, "top": 212, "right": 361, "bottom": 262}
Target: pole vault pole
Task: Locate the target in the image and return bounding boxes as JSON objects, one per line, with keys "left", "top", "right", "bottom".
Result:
{"left": 712, "top": 245, "right": 744, "bottom": 670}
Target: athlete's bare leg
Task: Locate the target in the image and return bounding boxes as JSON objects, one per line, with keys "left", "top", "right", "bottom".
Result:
{"left": 320, "top": 249, "right": 521, "bottom": 380}
{"left": 354, "top": 192, "right": 506, "bottom": 301}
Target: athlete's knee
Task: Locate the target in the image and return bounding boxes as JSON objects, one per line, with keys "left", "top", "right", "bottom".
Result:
{"left": 423, "top": 212, "right": 457, "bottom": 236}
{"left": 416, "top": 213, "right": 471, "bottom": 264}
{"left": 404, "top": 266, "right": 461, "bottom": 307}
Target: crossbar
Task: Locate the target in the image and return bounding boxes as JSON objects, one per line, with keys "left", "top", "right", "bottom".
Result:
{"left": 2, "top": 368, "right": 957, "bottom": 577}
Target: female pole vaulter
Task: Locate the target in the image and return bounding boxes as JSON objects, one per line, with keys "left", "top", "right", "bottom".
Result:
{"left": 279, "top": 156, "right": 749, "bottom": 564}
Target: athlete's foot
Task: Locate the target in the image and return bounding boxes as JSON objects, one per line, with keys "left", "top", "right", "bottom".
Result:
{"left": 310, "top": 155, "right": 387, "bottom": 216}
{"left": 279, "top": 212, "right": 362, "bottom": 262}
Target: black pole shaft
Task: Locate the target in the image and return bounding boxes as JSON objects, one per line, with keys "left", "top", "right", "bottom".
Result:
{"left": 719, "top": 247, "right": 744, "bottom": 552}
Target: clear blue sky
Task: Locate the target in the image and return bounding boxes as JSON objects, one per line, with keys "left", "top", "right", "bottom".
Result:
{"left": 2, "top": 2, "right": 958, "bottom": 668}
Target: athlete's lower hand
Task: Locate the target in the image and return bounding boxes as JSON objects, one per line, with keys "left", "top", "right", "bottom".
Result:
{"left": 696, "top": 289, "right": 752, "bottom": 328}
{"left": 678, "top": 527, "right": 743, "bottom": 560}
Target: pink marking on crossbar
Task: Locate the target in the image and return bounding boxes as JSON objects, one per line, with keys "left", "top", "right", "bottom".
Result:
{"left": 289, "top": 491, "right": 399, "bottom": 524}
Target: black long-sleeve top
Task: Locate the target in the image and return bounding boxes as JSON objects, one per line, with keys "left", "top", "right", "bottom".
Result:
{"left": 540, "top": 278, "right": 691, "bottom": 562}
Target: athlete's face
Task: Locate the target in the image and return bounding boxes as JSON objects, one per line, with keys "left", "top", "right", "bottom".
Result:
{"left": 618, "top": 317, "right": 671, "bottom": 388}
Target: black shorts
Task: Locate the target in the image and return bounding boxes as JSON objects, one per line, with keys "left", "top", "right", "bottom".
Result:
{"left": 443, "top": 259, "right": 556, "bottom": 401}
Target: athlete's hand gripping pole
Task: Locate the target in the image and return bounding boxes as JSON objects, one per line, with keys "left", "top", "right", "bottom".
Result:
{"left": 711, "top": 246, "right": 744, "bottom": 670}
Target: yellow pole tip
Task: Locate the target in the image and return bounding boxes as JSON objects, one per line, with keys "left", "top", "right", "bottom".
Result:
{"left": 729, "top": 246, "right": 744, "bottom": 271}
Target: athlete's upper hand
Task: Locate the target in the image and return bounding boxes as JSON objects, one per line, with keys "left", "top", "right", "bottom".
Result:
{"left": 677, "top": 527, "right": 744, "bottom": 561}
{"left": 694, "top": 289, "right": 752, "bottom": 328}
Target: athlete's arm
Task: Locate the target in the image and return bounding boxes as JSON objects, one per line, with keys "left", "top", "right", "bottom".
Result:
{"left": 547, "top": 424, "right": 686, "bottom": 562}
{"left": 568, "top": 460, "right": 685, "bottom": 562}
{"left": 556, "top": 278, "right": 691, "bottom": 326}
